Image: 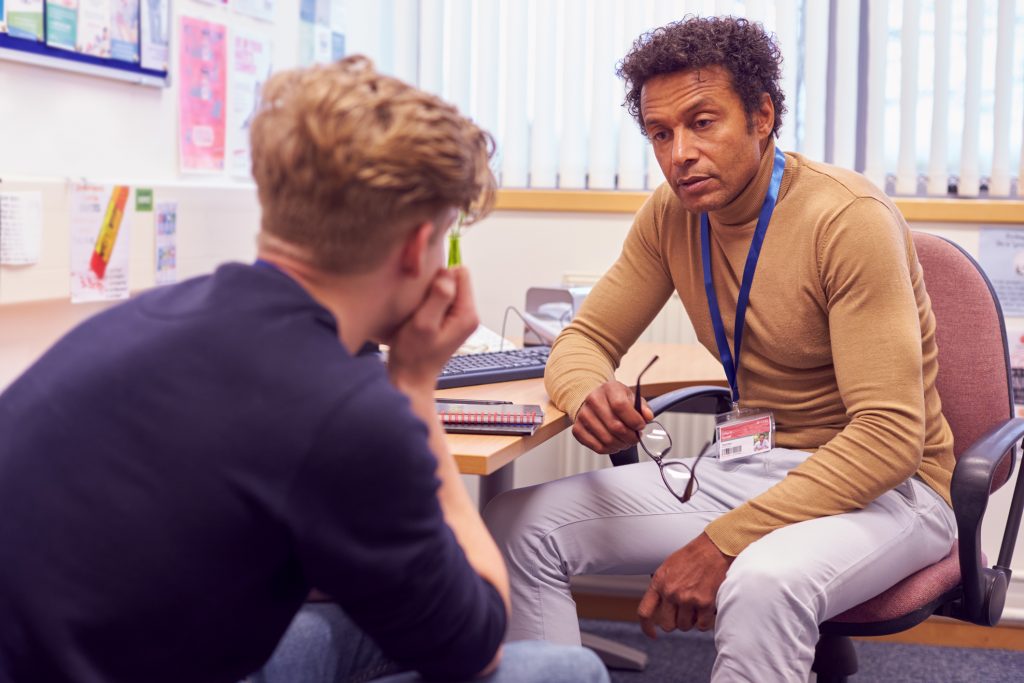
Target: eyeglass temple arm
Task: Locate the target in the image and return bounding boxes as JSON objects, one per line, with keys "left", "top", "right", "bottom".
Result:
{"left": 610, "top": 385, "right": 733, "bottom": 467}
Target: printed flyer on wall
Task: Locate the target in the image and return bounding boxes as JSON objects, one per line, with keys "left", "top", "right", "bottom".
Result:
{"left": 234, "top": 0, "right": 274, "bottom": 22}
{"left": 6, "top": 0, "right": 43, "bottom": 41}
{"left": 1, "top": 1, "right": 7, "bottom": 34}
{"left": 0, "top": 191, "right": 43, "bottom": 265}
{"left": 979, "top": 228, "right": 1024, "bottom": 316}
{"left": 70, "top": 184, "right": 131, "bottom": 303}
{"left": 45, "top": 0, "right": 77, "bottom": 50}
{"left": 76, "top": 0, "right": 111, "bottom": 57}
{"left": 179, "top": 16, "right": 227, "bottom": 172}
{"left": 140, "top": 0, "right": 169, "bottom": 70}
{"left": 154, "top": 201, "right": 177, "bottom": 285}
{"left": 110, "top": 0, "right": 139, "bottom": 62}
{"left": 227, "top": 29, "right": 272, "bottom": 178}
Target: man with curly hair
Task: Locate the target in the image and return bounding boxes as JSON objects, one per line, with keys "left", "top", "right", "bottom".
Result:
{"left": 0, "top": 57, "right": 608, "bottom": 683}
{"left": 485, "top": 16, "right": 956, "bottom": 681}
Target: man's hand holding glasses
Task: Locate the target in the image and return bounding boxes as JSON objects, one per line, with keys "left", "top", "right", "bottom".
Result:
{"left": 571, "top": 372, "right": 655, "bottom": 454}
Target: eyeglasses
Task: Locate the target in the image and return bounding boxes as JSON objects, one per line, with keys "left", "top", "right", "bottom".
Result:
{"left": 635, "top": 355, "right": 706, "bottom": 505}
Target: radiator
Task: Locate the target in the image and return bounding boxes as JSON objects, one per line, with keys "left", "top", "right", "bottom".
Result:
{"left": 557, "top": 275, "right": 714, "bottom": 478}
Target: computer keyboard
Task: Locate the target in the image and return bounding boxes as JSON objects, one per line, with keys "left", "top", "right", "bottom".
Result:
{"left": 436, "top": 346, "right": 551, "bottom": 389}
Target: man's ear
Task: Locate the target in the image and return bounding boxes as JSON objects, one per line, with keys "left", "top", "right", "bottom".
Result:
{"left": 755, "top": 92, "right": 775, "bottom": 139}
{"left": 398, "top": 221, "right": 436, "bottom": 276}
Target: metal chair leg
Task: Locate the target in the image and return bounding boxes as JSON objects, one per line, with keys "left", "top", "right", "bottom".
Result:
{"left": 580, "top": 631, "right": 649, "bottom": 671}
{"left": 811, "top": 633, "right": 858, "bottom": 683}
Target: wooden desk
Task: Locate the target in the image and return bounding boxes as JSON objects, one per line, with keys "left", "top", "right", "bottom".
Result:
{"left": 437, "top": 342, "right": 726, "bottom": 506}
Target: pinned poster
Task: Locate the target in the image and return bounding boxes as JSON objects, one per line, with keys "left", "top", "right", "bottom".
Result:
{"left": 234, "top": 0, "right": 273, "bottom": 22}
{"left": 76, "top": 0, "right": 111, "bottom": 57}
{"left": 140, "top": 0, "right": 169, "bottom": 70}
{"left": 7, "top": 0, "right": 43, "bottom": 41}
{"left": 70, "top": 184, "right": 131, "bottom": 303}
{"left": 45, "top": 0, "right": 77, "bottom": 51}
{"left": 154, "top": 201, "right": 177, "bottom": 286}
{"left": 227, "top": 28, "right": 272, "bottom": 178}
{"left": 1, "top": 1, "right": 6, "bottom": 34}
{"left": 979, "top": 228, "right": 1024, "bottom": 316}
{"left": 0, "top": 191, "right": 43, "bottom": 265}
{"left": 110, "top": 0, "right": 140, "bottom": 63}
{"left": 179, "top": 16, "right": 227, "bottom": 172}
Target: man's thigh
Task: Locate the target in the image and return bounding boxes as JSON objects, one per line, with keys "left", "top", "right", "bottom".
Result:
{"left": 485, "top": 448, "right": 811, "bottom": 576}
{"left": 722, "top": 477, "right": 957, "bottom": 622}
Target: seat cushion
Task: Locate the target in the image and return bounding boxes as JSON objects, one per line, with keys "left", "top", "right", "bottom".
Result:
{"left": 828, "top": 542, "right": 963, "bottom": 623}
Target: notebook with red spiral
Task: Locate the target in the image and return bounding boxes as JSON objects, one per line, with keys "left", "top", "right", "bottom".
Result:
{"left": 435, "top": 401, "right": 545, "bottom": 436}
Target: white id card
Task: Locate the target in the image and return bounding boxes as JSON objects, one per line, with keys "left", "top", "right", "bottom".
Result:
{"left": 715, "top": 408, "right": 775, "bottom": 462}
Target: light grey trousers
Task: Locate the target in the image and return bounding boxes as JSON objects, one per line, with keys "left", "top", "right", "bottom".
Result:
{"left": 483, "top": 448, "right": 956, "bottom": 683}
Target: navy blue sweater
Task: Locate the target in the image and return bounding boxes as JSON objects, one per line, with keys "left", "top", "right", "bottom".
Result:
{"left": 0, "top": 264, "right": 505, "bottom": 683}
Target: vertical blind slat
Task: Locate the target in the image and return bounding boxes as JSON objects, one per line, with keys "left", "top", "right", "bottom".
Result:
{"left": 588, "top": 0, "right": 619, "bottom": 190}
{"left": 472, "top": 0, "right": 501, "bottom": 150}
{"left": 801, "top": 0, "right": 829, "bottom": 161}
{"left": 616, "top": 2, "right": 648, "bottom": 190}
{"left": 392, "top": 0, "right": 420, "bottom": 86}
{"left": 864, "top": 0, "right": 889, "bottom": 190}
{"left": 959, "top": 0, "right": 983, "bottom": 197}
{"left": 559, "top": 0, "right": 589, "bottom": 189}
{"left": 418, "top": 0, "right": 445, "bottom": 95}
{"left": 529, "top": 0, "right": 559, "bottom": 187}
{"left": 990, "top": 0, "right": 1015, "bottom": 197}
{"left": 895, "top": 0, "right": 920, "bottom": 194}
{"left": 444, "top": 0, "right": 473, "bottom": 115}
{"left": 774, "top": 0, "right": 799, "bottom": 153}
{"left": 832, "top": 0, "right": 860, "bottom": 170}
{"left": 500, "top": 0, "right": 530, "bottom": 187}
{"left": 927, "top": 0, "right": 952, "bottom": 196}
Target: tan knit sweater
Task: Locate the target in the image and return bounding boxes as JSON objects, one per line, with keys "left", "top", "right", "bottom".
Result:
{"left": 545, "top": 139, "right": 955, "bottom": 557}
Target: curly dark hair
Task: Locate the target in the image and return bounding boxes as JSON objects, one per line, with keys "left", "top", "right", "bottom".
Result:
{"left": 617, "top": 16, "right": 786, "bottom": 138}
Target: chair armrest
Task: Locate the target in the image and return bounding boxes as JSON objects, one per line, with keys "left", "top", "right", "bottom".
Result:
{"left": 949, "top": 417, "right": 1024, "bottom": 625}
{"left": 610, "top": 386, "right": 731, "bottom": 467}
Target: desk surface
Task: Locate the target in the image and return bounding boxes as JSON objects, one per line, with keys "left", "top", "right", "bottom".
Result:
{"left": 438, "top": 342, "right": 726, "bottom": 475}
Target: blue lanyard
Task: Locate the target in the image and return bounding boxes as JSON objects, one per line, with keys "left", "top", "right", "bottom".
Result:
{"left": 700, "top": 147, "right": 786, "bottom": 405}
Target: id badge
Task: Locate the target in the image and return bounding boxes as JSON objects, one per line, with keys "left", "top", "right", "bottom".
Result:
{"left": 715, "top": 407, "right": 775, "bottom": 462}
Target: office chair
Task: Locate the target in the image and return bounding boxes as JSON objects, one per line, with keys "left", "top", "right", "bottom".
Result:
{"left": 596, "top": 232, "right": 1024, "bottom": 681}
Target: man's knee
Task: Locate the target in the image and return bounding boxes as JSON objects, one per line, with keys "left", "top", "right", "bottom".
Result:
{"left": 717, "top": 553, "right": 823, "bottom": 624}
{"left": 500, "top": 641, "right": 610, "bottom": 683}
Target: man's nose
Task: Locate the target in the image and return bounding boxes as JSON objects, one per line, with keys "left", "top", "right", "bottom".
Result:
{"left": 672, "top": 129, "right": 699, "bottom": 167}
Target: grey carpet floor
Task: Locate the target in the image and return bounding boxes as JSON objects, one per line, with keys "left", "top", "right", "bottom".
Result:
{"left": 579, "top": 618, "right": 1024, "bottom": 682}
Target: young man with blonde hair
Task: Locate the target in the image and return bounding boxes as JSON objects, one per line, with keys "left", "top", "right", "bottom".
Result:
{"left": 0, "top": 57, "right": 606, "bottom": 683}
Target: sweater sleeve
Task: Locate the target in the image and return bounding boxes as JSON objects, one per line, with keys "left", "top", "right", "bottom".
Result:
{"left": 545, "top": 188, "right": 677, "bottom": 418}
{"left": 704, "top": 197, "right": 926, "bottom": 556}
{"left": 288, "top": 378, "right": 505, "bottom": 681}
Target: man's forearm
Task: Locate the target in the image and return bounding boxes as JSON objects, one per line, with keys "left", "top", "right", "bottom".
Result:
{"left": 404, "top": 388, "right": 511, "bottom": 611}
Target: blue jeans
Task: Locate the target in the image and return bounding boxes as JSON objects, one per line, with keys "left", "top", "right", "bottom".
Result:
{"left": 251, "top": 603, "right": 609, "bottom": 683}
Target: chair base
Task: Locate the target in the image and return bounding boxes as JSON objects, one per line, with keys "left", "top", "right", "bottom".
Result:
{"left": 811, "top": 634, "right": 858, "bottom": 683}
{"left": 580, "top": 631, "right": 649, "bottom": 671}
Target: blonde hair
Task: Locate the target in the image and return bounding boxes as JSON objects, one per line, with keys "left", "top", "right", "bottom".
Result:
{"left": 250, "top": 55, "right": 496, "bottom": 273}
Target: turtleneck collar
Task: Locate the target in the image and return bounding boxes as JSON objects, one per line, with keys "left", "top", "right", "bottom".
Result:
{"left": 708, "top": 136, "right": 779, "bottom": 229}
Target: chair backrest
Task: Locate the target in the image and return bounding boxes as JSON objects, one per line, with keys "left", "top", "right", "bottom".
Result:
{"left": 913, "top": 232, "right": 1015, "bottom": 489}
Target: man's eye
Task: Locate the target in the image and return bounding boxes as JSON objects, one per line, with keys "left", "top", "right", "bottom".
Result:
{"left": 695, "top": 119, "right": 713, "bottom": 129}
{"left": 650, "top": 130, "right": 669, "bottom": 142}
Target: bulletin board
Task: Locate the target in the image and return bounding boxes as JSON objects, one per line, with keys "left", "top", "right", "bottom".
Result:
{"left": 0, "top": 1, "right": 171, "bottom": 87}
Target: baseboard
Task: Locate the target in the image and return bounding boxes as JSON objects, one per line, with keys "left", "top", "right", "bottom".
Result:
{"left": 573, "top": 591, "right": 1024, "bottom": 651}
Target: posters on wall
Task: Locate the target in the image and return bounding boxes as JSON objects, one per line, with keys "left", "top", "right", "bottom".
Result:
{"left": 234, "top": 0, "right": 273, "bottom": 23}
{"left": 154, "top": 201, "right": 177, "bottom": 285}
{"left": 69, "top": 184, "right": 131, "bottom": 303}
{"left": 140, "top": 0, "right": 169, "bottom": 70}
{"left": 979, "top": 228, "right": 1024, "bottom": 316}
{"left": 44, "top": 0, "right": 77, "bottom": 51}
{"left": 227, "top": 28, "right": 272, "bottom": 178}
{"left": 1006, "top": 327, "right": 1024, "bottom": 418}
{"left": 0, "top": 191, "right": 43, "bottom": 266}
{"left": 77, "top": 0, "right": 111, "bottom": 57}
{"left": 110, "top": 0, "right": 140, "bottom": 62}
{"left": 179, "top": 16, "right": 227, "bottom": 172}
{"left": 6, "top": 0, "right": 43, "bottom": 41}
{"left": 298, "top": 0, "right": 343, "bottom": 65}
{"left": 1, "top": 1, "right": 7, "bottom": 34}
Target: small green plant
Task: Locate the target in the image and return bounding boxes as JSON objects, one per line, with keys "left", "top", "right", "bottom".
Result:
{"left": 447, "top": 211, "right": 466, "bottom": 267}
